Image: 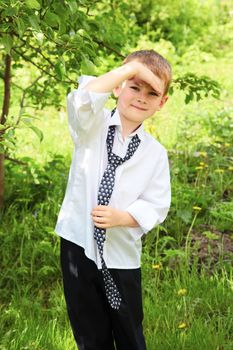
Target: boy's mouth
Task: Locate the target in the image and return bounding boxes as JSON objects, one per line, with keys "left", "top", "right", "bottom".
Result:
{"left": 131, "top": 104, "right": 147, "bottom": 111}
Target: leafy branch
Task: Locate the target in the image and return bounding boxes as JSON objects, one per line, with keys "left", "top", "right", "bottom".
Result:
{"left": 171, "top": 74, "right": 221, "bottom": 103}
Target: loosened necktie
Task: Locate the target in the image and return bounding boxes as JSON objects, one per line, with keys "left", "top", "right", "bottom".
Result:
{"left": 94, "top": 123, "right": 141, "bottom": 309}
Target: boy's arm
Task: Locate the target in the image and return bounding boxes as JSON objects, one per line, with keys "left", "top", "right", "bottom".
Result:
{"left": 84, "top": 61, "right": 163, "bottom": 93}
{"left": 67, "top": 75, "right": 111, "bottom": 143}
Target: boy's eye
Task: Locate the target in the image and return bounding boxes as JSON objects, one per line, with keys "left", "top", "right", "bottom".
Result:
{"left": 149, "top": 92, "right": 159, "bottom": 96}
{"left": 130, "top": 86, "right": 140, "bottom": 91}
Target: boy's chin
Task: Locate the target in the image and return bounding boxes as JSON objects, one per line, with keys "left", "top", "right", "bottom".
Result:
{"left": 129, "top": 116, "right": 148, "bottom": 124}
{"left": 131, "top": 112, "right": 152, "bottom": 122}
{"left": 118, "top": 108, "right": 151, "bottom": 123}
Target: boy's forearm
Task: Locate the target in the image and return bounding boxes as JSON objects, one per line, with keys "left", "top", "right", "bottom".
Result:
{"left": 84, "top": 61, "right": 163, "bottom": 94}
{"left": 84, "top": 63, "right": 137, "bottom": 93}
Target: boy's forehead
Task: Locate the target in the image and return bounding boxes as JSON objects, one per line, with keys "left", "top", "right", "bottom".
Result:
{"left": 129, "top": 76, "right": 164, "bottom": 94}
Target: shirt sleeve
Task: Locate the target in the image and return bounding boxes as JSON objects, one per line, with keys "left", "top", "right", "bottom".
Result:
{"left": 67, "top": 75, "right": 111, "bottom": 143}
{"left": 126, "top": 148, "right": 171, "bottom": 240}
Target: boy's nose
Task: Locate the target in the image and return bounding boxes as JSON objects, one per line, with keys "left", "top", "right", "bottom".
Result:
{"left": 136, "top": 90, "right": 147, "bottom": 103}
{"left": 137, "top": 95, "right": 147, "bottom": 104}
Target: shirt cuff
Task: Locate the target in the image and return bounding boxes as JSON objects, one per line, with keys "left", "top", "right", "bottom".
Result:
{"left": 126, "top": 199, "right": 161, "bottom": 235}
{"left": 78, "top": 75, "right": 111, "bottom": 114}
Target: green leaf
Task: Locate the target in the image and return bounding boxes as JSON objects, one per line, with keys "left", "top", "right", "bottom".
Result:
{"left": 70, "top": 33, "right": 83, "bottom": 46}
{"left": 25, "top": 0, "right": 41, "bottom": 10}
{"left": 46, "top": 26, "right": 54, "bottom": 40}
{"left": 3, "top": 7, "right": 19, "bottom": 17}
{"left": 177, "top": 209, "right": 192, "bottom": 224}
{"left": 68, "top": 1, "right": 78, "bottom": 15}
{"left": 22, "top": 117, "right": 32, "bottom": 125}
{"left": 185, "top": 94, "right": 191, "bottom": 104}
{"left": 44, "top": 11, "right": 60, "bottom": 27}
{"left": 29, "top": 125, "right": 44, "bottom": 142}
{"left": 61, "top": 34, "right": 70, "bottom": 42}
{"left": 54, "top": 60, "right": 66, "bottom": 80}
{"left": 203, "top": 231, "right": 220, "bottom": 240}
{"left": 1, "top": 34, "right": 13, "bottom": 55}
{"left": 28, "top": 14, "right": 40, "bottom": 32}
{"left": 58, "top": 21, "right": 67, "bottom": 36}
{"left": 81, "top": 57, "right": 96, "bottom": 75}
{"left": 22, "top": 113, "right": 40, "bottom": 120}
{"left": 1, "top": 139, "right": 15, "bottom": 150}
{"left": 164, "top": 249, "right": 186, "bottom": 258}
{"left": 16, "top": 18, "right": 26, "bottom": 37}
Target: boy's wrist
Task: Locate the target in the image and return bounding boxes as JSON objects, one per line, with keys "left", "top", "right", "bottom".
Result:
{"left": 119, "top": 210, "right": 139, "bottom": 228}
{"left": 114, "top": 62, "right": 139, "bottom": 79}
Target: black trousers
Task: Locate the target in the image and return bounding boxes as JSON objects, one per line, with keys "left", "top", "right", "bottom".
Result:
{"left": 60, "top": 237, "right": 147, "bottom": 350}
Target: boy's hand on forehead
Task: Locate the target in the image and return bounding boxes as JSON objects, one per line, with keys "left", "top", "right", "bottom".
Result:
{"left": 84, "top": 58, "right": 165, "bottom": 95}
{"left": 125, "top": 61, "right": 164, "bottom": 96}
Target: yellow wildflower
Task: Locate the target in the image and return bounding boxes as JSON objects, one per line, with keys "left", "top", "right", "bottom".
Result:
{"left": 178, "top": 322, "right": 187, "bottom": 329}
{"left": 195, "top": 166, "right": 204, "bottom": 170}
{"left": 214, "top": 169, "right": 224, "bottom": 173}
{"left": 177, "top": 288, "right": 187, "bottom": 296}
{"left": 199, "top": 162, "right": 208, "bottom": 168}
{"left": 228, "top": 167, "right": 233, "bottom": 171}
{"left": 193, "top": 206, "right": 202, "bottom": 211}
{"left": 152, "top": 264, "right": 162, "bottom": 270}
{"left": 199, "top": 151, "right": 207, "bottom": 157}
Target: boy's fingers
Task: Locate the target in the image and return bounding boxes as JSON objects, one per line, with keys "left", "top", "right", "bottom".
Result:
{"left": 92, "top": 210, "right": 110, "bottom": 217}
{"left": 93, "top": 216, "right": 107, "bottom": 223}
{"left": 95, "top": 222, "right": 110, "bottom": 228}
{"left": 94, "top": 205, "right": 108, "bottom": 210}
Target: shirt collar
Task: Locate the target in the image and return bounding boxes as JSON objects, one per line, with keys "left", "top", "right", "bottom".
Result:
{"left": 108, "top": 108, "right": 145, "bottom": 141}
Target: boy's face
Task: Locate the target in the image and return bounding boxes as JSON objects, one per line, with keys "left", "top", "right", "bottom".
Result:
{"left": 114, "top": 74, "right": 168, "bottom": 125}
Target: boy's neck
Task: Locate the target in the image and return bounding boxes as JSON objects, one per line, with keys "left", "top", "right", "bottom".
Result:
{"left": 119, "top": 115, "right": 141, "bottom": 140}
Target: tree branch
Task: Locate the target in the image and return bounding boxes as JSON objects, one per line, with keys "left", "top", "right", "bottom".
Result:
{"left": 15, "top": 74, "right": 44, "bottom": 127}
{"left": 5, "top": 155, "right": 28, "bottom": 166}
{"left": 1, "top": 54, "right": 11, "bottom": 125}
{"left": 94, "top": 39, "right": 125, "bottom": 58}
{"left": 12, "top": 47, "right": 76, "bottom": 84}
{"left": 12, "top": 47, "right": 56, "bottom": 79}
{"left": 15, "top": 34, "right": 56, "bottom": 69}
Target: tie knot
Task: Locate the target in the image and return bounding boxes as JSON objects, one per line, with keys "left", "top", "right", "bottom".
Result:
{"left": 106, "top": 125, "right": 141, "bottom": 167}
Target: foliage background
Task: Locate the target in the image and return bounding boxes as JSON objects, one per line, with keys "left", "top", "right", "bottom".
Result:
{"left": 0, "top": 0, "right": 233, "bottom": 349}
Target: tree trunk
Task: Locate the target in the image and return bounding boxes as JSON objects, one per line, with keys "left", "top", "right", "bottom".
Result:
{"left": 0, "top": 54, "right": 11, "bottom": 208}
{"left": 0, "top": 154, "right": 4, "bottom": 209}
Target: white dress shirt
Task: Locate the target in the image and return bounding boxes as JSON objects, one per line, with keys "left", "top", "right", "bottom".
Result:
{"left": 55, "top": 75, "right": 171, "bottom": 269}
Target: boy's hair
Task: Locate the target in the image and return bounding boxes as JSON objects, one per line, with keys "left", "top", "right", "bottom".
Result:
{"left": 123, "top": 50, "right": 172, "bottom": 95}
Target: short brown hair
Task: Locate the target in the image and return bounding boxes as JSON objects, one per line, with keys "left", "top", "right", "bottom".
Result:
{"left": 123, "top": 50, "right": 172, "bottom": 95}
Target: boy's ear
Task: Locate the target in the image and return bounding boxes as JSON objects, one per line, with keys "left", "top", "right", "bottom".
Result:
{"left": 159, "top": 95, "right": 169, "bottom": 109}
{"left": 113, "top": 85, "right": 122, "bottom": 98}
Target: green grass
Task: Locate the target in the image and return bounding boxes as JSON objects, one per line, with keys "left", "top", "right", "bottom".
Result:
{"left": 142, "top": 259, "right": 233, "bottom": 349}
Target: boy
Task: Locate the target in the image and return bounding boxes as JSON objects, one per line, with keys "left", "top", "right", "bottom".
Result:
{"left": 55, "top": 50, "right": 171, "bottom": 350}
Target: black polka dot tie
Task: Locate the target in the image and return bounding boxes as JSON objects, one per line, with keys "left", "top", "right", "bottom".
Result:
{"left": 94, "top": 122, "right": 141, "bottom": 310}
